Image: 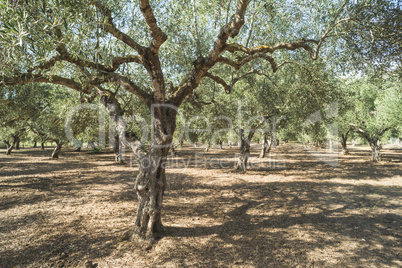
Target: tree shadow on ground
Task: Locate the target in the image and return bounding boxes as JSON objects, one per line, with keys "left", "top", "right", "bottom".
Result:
{"left": 1, "top": 144, "right": 401, "bottom": 267}
{"left": 157, "top": 174, "right": 402, "bottom": 267}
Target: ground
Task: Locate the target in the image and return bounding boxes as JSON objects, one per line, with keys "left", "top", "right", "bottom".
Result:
{"left": 0, "top": 143, "right": 401, "bottom": 267}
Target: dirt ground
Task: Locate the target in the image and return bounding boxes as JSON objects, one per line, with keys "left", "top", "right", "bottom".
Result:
{"left": 0, "top": 142, "right": 401, "bottom": 267}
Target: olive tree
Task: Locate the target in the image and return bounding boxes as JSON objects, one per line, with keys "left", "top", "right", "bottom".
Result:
{"left": 1, "top": 0, "right": 397, "bottom": 246}
{"left": 350, "top": 74, "right": 401, "bottom": 161}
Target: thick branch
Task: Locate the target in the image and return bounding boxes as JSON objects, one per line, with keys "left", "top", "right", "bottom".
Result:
{"left": 205, "top": 69, "right": 264, "bottom": 93}
{"left": 204, "top": 72, "right": 231, "bottom": 93}
{"left": 78, "top": 66, "right": 152, "bottom": 106}
{"left": 110, "top": 55, "right": 143, "bottom": 71}
{"left": 26, "top": 55, "right": 63, "bottom": 74}
{"left": 139, "top": 0, "right": 168, "bottom": 53}
{"left": 107, "top": 73, "right": 152, "bottom": 106}
{"left": 171, "top": 0, "right": 251, "bottom": 105}
{"left": 93, "top": 1, "right": 146, "bottom": 55}
{"left": 225, "top": 41, "right": 316, "bottom": 59}
{"left": 1, "top": 74, "right": 92, "bottom": 93}
{"left": 216, "top": 53, "right": 277, "bottom": 72}
{"left": 55, "top": 26, "right": 143, "bottom": 73}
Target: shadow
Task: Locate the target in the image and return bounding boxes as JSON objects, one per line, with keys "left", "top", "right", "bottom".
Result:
{"left": 155, "top": 174, "right": 402, "bottom": 267}
{"left": 1, "top": 231, "right": 118, "bottom": 267}
{"left": 1, "top": 143, "right": 401, "bottom": 267}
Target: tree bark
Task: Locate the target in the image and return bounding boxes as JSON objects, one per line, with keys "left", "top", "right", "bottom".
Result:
{"left": 41, "top": 142, "right": 45, "bottom": 150}
{"left": 113, "top": 134, "right": 124, "bottom": 163}
{"left": 235, "top": 129, "right": 250, "bottom": 171}
{"left": 15, "top": 139, "right": 20, "bottom": 150}
{"left": 370, "top": 140, "right": 382, "bottom": 162}
{"left": 4, "top": 140, "right": 16, "bottom": 155}
{"left": 132, "top": 105, "right": 176, "bottom": 246}
{"left": 259, "top": 134, "right": 272, "bottom": 158}
{"left": 170, "top": 143, "right": 177, "bottom": 156}
{"left": 205, "top": 142, "right": 210, "bottom": 152}
{"left": 341, "top": 131, "right": 349, "bottom": 155}
{"left": 51, "top": 140, "right": 62, "bottom": 159}
{"left": 4, "top": 134, "right": 21, "bottom": 155}
{"left": 235, "top": 121, "right": 263, "bottom": 171}
{"left": 100, "top": 94, "right": 176, "bottom": 246}
{"left": 33, "top": 141, "right": 37, "bottom": 148}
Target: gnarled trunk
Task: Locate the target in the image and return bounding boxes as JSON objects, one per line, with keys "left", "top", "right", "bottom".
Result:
{"left": 15, "top": 139, "right": 20, "bottom": 150}
{"left": 41, "top": 142, "right": 45, "bottom": 150}
{"left": 33, "top": 141, "right": 37, "bottom": 148}
{"left": 259, "top": 134, "right": 272, "bottom": 158}
{"left": 101, "top": 94, "right": 176, "bottom": 247}
{"left": 113, "top": 134, "right": 124, "bottom": 163}
{"left": 218, "top": 140, "right": 223, "bottom": 149}
{"left": 4, "top": 134, "right": 21, "bottom": 155}
{"left": 235, "top": 122, "right": 262, "bottom": 171}
{"left": 51, "top": 140, "right": 62, "bottom": 159}
{"left": 370, "top": 140, "right": 381, "bottom": 162}
{"left": 4, "top": 140, "right": 15, "bottom": 155}
{"left": 341, "top": 132, "right": 349, "bottom": 155}
{"left": 235, "top": 129, "right": 250, "bottom": 171}
{"left": 131, "top": 104, "right": 176, "bottom": 245}
{"left": 205, "top": 142, "right": 210, "bottom": 152}
{"left": 170, "top": 143, "right": 177, "bottom": 156}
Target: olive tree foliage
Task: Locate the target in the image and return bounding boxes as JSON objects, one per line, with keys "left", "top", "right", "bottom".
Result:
{"left": 0, "top": 84, "right": 52, "bottom": 154}
{"left": 347, "top": 73, "right": 402, "bottom": 161}
{"left": 0, "top": 0, "right": 397, "bottom": 245}
{"left": 27, "top": 86, "right": 82, "bottom": 158}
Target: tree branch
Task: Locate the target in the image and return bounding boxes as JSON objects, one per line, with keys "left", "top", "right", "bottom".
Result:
{"left": 54, "top": 26, "right": 143, "bottom": 73}
{"left": 107, "top": 73, "right": 152, "bottom": 106}
{"left": 204, "top": 69, "right": 263, "bottom": 94}
{"left": 171, "top": 0, "right": 251, "bottom": 105}
{"left": 26, "top": 55, "right": 63, "bottom": 74}
{"left": 204, "top": 72, "right": 231, "bottom": 93}
{"left": 139, "top": 0, "right": 168, "bottom": 53}
{"left": 77, "top": 66, "right": 152, "bottom": 106}
{"left": 1, "top": 73, "right": 92, "bottom": 94}
{"left": 224, "top": 41, "right": 317, "bottom": 59}
{"left": 92, "top": 0, "right": 146, "bottom": 55}
{"left": 216, "top": 53, "right": 278, "bottom": 72}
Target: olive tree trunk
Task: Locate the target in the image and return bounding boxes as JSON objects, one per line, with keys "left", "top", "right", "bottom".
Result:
{"left": 101, "top": 94, "right": 176, "bottom": 246}
{"left": 235, "top": 121, "right": 263, "bottom": 171}
{"left": 4, "top": 140, "right": 16, "bottom": 155}
{"left": 41, "top": 142, "right": 45, "bottom": 150}
{"left": 355, "top": 126, "right": 390, "bottom": 162}
{"left": 259, "top": 134, "right": 272, "bottom": 158}
{"left": 4, "top": 133, "right": 22, "bottom": 155}
{"left": 205, "top": 142, "right": 210, "bottom": 152}
{"left": 170, "top": 143, "right": 177, "bottom": 156}
{"left": 51, "top": 140, "right": 63, "bottom": 159}
{"left": 340, "top": 131, "right": 349, "bottom": 155}
{"left": 370, "top": 140, "right": 382, "bottom": 162}
{"left": 235, "top": 129, "right": 251, "bottom": 171}
{"left": 113, "top": 134, "right": 124, "bottom": 163}
{"left": 134, "top": 104, "right": 176, "bottom": 244}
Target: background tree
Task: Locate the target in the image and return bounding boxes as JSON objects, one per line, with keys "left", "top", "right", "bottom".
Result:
{"left": 349, "top": 72, "right": 402, "bottom": 161}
